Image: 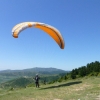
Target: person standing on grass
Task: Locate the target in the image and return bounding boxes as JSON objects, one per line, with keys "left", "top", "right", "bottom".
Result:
{"left": 34, "top": 74, "right": 40, "bottom": 88}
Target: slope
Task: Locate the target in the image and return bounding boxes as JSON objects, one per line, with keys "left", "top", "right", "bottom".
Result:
{"left": 0, "top": 76, "right": 100, "bottom": 100}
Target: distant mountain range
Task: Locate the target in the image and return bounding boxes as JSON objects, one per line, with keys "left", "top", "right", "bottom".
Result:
{"left": 0, "top": 67, "right": 68, "bottom": 76}
{"left": 0, "top": 67, "right": 70, "bottom": 83}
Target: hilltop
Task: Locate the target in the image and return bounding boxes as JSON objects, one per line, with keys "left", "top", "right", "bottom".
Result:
{"left": 0, "top": 61, "right": 100, "bottom": 100}
{"left": 0, "top": 76, "right": 100, "bottom": 100}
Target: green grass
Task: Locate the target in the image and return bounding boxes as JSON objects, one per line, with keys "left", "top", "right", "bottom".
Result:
{"left": 0, "top": 76, "right": 100, "bottom": 100}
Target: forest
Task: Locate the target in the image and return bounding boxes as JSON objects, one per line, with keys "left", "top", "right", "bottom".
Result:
{"left": 54, "top": 61, "right": 100, "bottom": 83}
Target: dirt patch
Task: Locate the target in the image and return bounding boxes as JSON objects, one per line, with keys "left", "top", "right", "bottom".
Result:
{"left": 96, "top": 95, "right": 100, "bottom": 100}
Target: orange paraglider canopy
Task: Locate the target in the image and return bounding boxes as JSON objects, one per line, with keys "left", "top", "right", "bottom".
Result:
{"left": 12, "top": 22, "right": 65, "bottom": 49}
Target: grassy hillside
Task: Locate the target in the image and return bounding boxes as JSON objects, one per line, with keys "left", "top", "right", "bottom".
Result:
{"left": 0, "top": 76, "right": 100, "bottom": 100}
{"left": 0, "top": 77, "right": 33, "bottom": 88}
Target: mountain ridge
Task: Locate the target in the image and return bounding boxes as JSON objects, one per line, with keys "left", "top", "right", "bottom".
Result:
{"left": 0, "top": 67, "right": 68, "bottom": 73}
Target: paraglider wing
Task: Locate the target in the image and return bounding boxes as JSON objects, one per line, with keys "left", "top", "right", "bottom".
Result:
{"left": 12, "top": 22, "right": 65, "bottom": 49}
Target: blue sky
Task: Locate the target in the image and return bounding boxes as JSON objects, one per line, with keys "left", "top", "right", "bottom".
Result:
{"left": 0, "top": 0, "right": 100, "bottom": 71}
